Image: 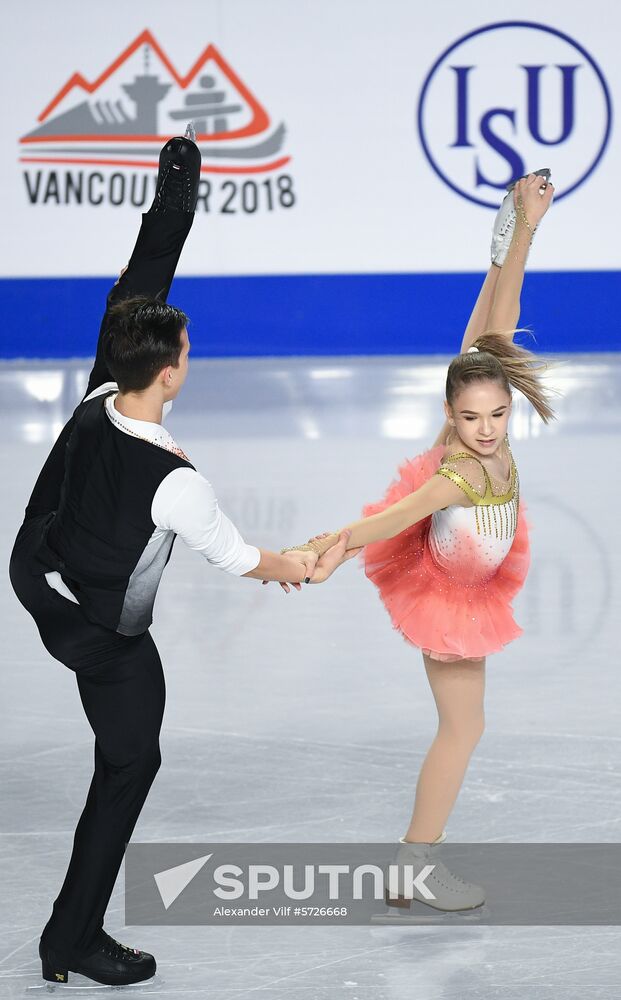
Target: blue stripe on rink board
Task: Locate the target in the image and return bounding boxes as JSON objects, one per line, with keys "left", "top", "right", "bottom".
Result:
{"left": 1, "top": 271, "right": 619, "bottom": 358}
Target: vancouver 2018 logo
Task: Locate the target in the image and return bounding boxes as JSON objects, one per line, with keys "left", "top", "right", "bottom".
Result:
{"left": 417, "top": 21, "right": 612, "bottom": 208}
{"left": 19, "top": 29, "right": 295, "bottom": 213}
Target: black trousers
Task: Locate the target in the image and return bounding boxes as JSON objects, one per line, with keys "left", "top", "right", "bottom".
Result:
{"left": 9, "top": 207, "right": 194, "bottom": 967}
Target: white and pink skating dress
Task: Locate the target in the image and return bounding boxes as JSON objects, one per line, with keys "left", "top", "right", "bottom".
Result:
{"left": 362, "top": 439, "right": 530, "bottom": 662}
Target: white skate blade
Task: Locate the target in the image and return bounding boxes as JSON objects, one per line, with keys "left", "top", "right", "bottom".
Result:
{"left": 371, "top": 899, "right": 488, "bottom": 924}
{"left": 27, "top": 973, "right": 157, "bottom": 993}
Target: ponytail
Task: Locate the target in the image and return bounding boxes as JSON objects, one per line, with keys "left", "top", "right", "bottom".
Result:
{"left": 446, "top": 330, "right": 561, "bottom": 424}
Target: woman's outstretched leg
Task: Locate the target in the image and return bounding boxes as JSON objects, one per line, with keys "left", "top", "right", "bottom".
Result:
{"left": 403, "top": 654, "right": 486, "bottom": 843}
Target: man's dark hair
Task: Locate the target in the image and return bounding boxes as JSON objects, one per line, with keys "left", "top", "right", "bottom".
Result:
{"left": 103, "top": 296, "right": 190, "bottom": 393}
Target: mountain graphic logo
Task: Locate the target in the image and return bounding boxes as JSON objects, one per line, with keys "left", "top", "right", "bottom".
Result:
{"left": 153, "top": 853, "right": 213, "bottom": 910}
{"left": 19, "top": 30, "right": 291, "bottom": 175}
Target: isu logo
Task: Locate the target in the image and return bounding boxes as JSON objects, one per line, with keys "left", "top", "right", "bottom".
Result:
{"left": 20, "top": 30, "right": 295, "bottom": 213}
{"left": 417, "top": 21, "right": 612, "bottom": 208}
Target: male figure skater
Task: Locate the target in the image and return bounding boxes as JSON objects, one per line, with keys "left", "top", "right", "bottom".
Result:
{"left": 9, "top": 132, "right": 352, "bottom": 987}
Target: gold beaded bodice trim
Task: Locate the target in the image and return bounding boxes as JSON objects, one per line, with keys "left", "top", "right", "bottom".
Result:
{"left": 434, "top": 446, "right": 519, "bottom": 540}
{"left": 436, "top": 450, "right": 516, "bottom": 504}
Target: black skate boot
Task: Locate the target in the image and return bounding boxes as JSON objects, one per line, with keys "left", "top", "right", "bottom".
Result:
{"left": 150, "top": 123, "right": 201, "bottom": 214}
{"left": 40, "top": 931, "right": 156, "bottom": 986}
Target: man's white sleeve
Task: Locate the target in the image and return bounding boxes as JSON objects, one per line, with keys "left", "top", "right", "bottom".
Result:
{"left": 152, "top": 468, "right": 261, "bottom": 575}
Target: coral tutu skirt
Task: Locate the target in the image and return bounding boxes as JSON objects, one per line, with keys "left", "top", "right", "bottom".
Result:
{"left": 362, "top": 444, "right": 531, "bottom": 662}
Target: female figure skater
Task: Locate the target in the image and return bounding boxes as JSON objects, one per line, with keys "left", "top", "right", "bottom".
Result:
{"left": 281, "top": 171, "right": 558, "bottom": 910}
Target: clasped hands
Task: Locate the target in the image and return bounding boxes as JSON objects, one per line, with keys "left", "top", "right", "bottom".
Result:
{"left": 263, "top": 530, "right": 362, "bottom": 593}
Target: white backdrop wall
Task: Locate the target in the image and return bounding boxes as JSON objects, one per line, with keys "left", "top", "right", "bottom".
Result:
{"left": 1, "top": 0, "right": 619, "bottom": 355}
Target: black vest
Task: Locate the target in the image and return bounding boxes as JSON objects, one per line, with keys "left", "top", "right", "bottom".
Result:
{"left": 34, "top": 393, "right": 194, "bottom": 636}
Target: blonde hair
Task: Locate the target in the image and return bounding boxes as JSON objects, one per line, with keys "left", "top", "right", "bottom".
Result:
{"left": 446, "top": 331, "right": 560, "bottom": 424}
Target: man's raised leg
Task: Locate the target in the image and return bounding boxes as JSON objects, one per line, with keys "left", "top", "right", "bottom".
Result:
{"left": 84, "top": 133, "right": 202, "bottom": 399}
{"left": 24, "top": 134, "right": 202, "bottom": 522}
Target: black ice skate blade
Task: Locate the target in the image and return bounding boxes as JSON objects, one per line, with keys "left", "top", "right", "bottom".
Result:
{"left": 27, "top": 973, "right": 157, "bottom": 994}
{"left": 371, "top": 900, "right": 489, "bottom": 924}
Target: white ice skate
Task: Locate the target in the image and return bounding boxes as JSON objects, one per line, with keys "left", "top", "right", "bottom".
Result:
{"left": 490, "top": 168, "right": 551, "bottom": 267}
{"left": 385, "top": 834, "right": 485, "bottom": 912}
